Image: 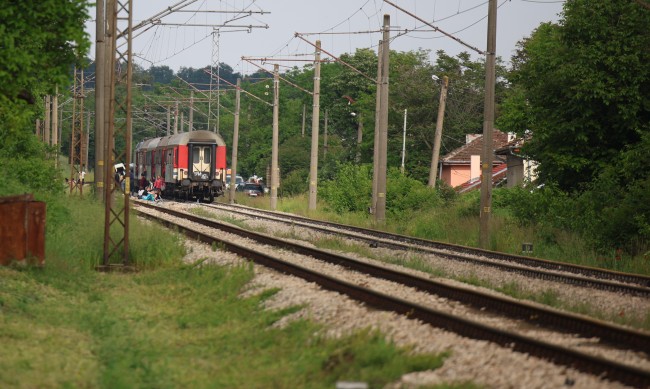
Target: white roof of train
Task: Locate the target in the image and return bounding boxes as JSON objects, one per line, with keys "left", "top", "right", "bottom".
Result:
{"left": 135, "top": 130, "right": 225, "bottom": 152}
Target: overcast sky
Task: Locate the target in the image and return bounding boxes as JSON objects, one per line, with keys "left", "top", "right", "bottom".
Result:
{"left": 85, "top": 0, "right": 565, "bottom": 74}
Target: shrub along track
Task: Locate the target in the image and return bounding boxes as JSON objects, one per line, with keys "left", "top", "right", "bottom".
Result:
{"left": 134, "top": 201, "right": 649, "bottom": 388}
{"left": 204, "top": 202, "right": 650, "bottom": 296}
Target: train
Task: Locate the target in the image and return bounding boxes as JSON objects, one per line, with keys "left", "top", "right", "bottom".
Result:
{"left": 134, "top": 130, "right": 227, "bottom": 202}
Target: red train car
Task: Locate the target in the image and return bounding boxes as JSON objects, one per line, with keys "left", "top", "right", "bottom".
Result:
{"left": 135, "top": 130, "right": 227, "bottom": 202}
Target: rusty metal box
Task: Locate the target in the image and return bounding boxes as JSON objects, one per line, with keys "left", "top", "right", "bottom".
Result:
{"left": 0, "top": 194, "right": 46, "bottom": 266}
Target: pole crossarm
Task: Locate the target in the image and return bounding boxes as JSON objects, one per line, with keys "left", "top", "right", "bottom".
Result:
{"left": 242, "top": 58, "right": 313, "bottom": 96}
{"left": 174, "top": 75, "right": 234, "bottom": 115}
{"left": 150, "top": 22, "right": 268, "bottom": 29}
{"left": 121, "top": 0, "right": 268, "bottom": 41}
{"left": 294, "top": 33, "right": 377, "bottom": 83}
{"left": 205, "top": 68, "right": 273, "bottom": 107}
{"left": 383, "top": 0, "right": 486, "bottom": 55}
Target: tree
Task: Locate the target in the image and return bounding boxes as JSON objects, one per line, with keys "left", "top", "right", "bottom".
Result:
{"left": 0, "top": 1, "right": 90, "bottom": 195}
{"left": 500, "top": 0, "right": 650, "bottom": 191}
{"left": 148, "top": 65, "right": 175, "bottom": 85}
{"left": 0, "top": 1, "right": 89, "bottom": 107}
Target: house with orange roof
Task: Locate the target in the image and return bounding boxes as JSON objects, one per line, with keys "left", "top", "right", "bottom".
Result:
{"left": 438, "top": 129, "right": 509, "bottom": 190}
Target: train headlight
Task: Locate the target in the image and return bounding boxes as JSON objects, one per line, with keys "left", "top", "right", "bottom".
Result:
{"left": 201, "top": 173, "right": 208, "bottom": 180}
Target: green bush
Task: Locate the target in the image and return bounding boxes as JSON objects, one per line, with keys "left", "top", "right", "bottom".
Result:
{"left": 320, "top": 163, "right": 442, "bottom": 215}
{"left": 386, "top": 167, "right": 440, "bottom": 215}
{"left": 281, "top": 168, "right": 309, "bottom": 197}
{"left": 320, "top": 163, "right": 373, "bottom": 213}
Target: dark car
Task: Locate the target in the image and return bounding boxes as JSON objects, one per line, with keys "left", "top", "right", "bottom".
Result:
{"left": 239, "top": 183, "right": 264, "bottom": 197}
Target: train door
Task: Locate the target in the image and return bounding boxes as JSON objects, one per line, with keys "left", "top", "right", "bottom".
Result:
{"left": 190, "top": 144, "right": 212, "bottom": 180}
{"left": 155, "top": 149, "right": 162, "bottom": 178}
{"left": 165, "top": 148, "right": 174, "bottom": 183}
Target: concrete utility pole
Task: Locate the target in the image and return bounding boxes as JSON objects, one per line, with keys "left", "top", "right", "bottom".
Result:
{"left": 301, "top": 104, "right": 306, "bottom": 138}
{"left": 94, "top": 0, "right": 105, "bottom": 200}
{"left": 372, "top": 43, "right": 382, "bottom": 214}
{"left": 429, "top": 75, "right": 449, "bottom": 187}
{"left": 180, "top": 112, "right": 184, "bottom": 132}
{"left": 189, "top": 91, "right": 194, "bottom": 131}
{"left": 44, "top": 96, "right": 51, "bottom": 146}
{"left": 166, "top": 105, "right": 171, "bottom": 136}
{"left": 174, "top": 100, "right": 179, "bottom": 134}
{"left": 229, "top": 78, "right": 241, "bottom": 204}
{"left": 479, "top": 0, "right": 498, "bottom": 249}
{"left": 52, "top": 88, "right": 58, "bottom": 146}
{"left": 401, "top": 109, "right": 407, "bottom": 174}
{"left": 323, "top": 109, "right": 328, "bottom": 159}
{"left": 308, "top": 40, "right": 322, "bottom": 211}
{"left": 270, "top": 64, "right": 280, "bottom": 210}
{"left": 355, "top": 116, "right": 363, "bottom": 163}
{"left": 375, "top": 14, "right": 390, "bottom": 224}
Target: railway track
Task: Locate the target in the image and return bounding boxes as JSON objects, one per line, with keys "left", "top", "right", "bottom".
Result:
{"left": 134, "top": 201, "right": 650, "bottom": 388}
{"left": 204, "top": 202, "right": 650, "bottom": 296}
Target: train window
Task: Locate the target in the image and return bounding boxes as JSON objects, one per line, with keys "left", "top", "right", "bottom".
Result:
{"left": 203, "top": 147, "right": 211, "bottom": 163}
{"left": 193, "top": 147, "right": 200, "bottom": 164}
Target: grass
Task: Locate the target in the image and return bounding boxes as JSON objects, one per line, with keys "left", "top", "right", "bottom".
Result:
{"left": 1, "top": 194, "right": 459, "bottom": 388}
{"left": 265, "top": 195, "right": 650, "bottom": 276}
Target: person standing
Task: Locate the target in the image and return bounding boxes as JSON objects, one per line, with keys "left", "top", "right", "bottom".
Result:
{"left": 154, "top": 175, "right": 164, "bottom": 196}
{"left": 139, "top": 173, "right": 149, "bottom": 191}
{"left": 129, "top": 170, "right": 136, "bottom": 196}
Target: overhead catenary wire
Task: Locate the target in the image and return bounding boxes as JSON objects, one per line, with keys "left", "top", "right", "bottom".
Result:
{"left": 242, "top": 58, "right": 314, "bottom": 96}
{"left": 204, "top": 68, "right": 273, "bottom": 107}
{"left": 294, "top": 34, "right": 377, "bottom": 83}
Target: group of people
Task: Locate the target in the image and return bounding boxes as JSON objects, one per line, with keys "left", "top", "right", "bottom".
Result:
{"left": 134, "top": 172, "right": 165, "bottom": 202}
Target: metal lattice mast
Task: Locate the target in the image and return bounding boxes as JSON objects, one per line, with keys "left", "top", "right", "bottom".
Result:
{"left": 209, "top": 29, "right": 221, "bottom": 133}
{"left": 102, "top": 0, "right": 133, "bottom": 269}
{"left": 70, "top": 68, "right": 85, "bottom": 195}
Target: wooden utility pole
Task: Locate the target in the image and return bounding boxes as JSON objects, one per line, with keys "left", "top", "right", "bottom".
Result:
{"left": 429, "top": 76, "right": 449, "bottom": 187}
{"left": 95, "top": 0, "right": 105, "bottom": 200}
{"left": 375, "top": 14, "right": 390, "bottom": 224}
{"left": 229, "top": 78, "right": 241, "bottom": 204}
{"left": 479, "top": 0, "right": 498, "bottom": 249}
{"left": 270, "top": 64, "right": 280, "bottom": 210}
{"left": 308, "top": 40, "right": 322, "bottom": 211}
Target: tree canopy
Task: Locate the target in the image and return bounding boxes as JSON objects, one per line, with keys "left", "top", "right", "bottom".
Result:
{"left": 499, "top": 0, "right": 650, "bottom": 191}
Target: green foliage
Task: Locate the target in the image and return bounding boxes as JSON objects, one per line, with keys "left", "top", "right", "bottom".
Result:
{"left": 320, "top": 163, "right": 373, "bottom": 213}
{"left": 281, "top": 168, "right": 309, "bottom": 197}
{"left": 386, "top": 168, "right": 440, "bottom": 216}
{"left": 1, "top": 248, "right": 447, "bottom": 388}
{"left": 501, "top": 1, "right": 650, "bottom": 191}
{"left": 0, "top": 1, "right": 89, "bottom": 104}
{"left": 0, "top": 130, "right": 63, "bottom": 197}
{"left": 320, "top": 163, "right": 441, "bottom": 215}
